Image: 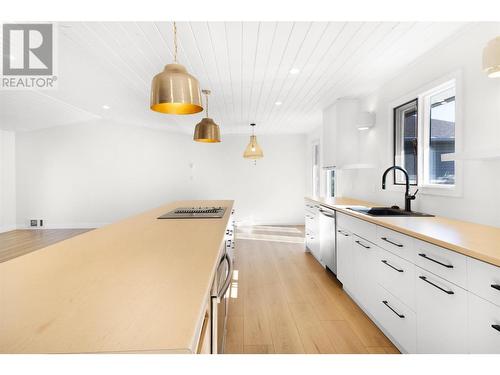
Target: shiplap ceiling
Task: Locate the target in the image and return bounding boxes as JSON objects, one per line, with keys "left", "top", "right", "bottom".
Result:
{"left": 0, "top": 22, "right": 469, "bottom": 134}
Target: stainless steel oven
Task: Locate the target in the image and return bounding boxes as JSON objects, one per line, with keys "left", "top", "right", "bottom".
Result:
{"left": 211, "top": 241, "right": 233, "bottom": 353}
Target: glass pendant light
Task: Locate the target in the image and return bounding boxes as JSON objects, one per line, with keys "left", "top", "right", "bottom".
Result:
{"left": 150, "top": 22, "right": 203, "bottom": 114}
{"left": 243, "top": 123, "right": 263, "bottom": 160}
{"left": 193, "top": 90, "right": 221, "bottom": 143}
{"left": 483, "top": 36, "right": 500, "bottom": 78}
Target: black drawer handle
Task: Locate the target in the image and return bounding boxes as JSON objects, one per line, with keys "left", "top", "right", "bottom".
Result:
{"left": 491, "top": 284, "right": 500, "bottom": 292}
{"left": 381, "top": 237, "right": 403, "bottom": 247}
{"left": 418, "top": 253, "right": 454, "bottom": 269}
{"left": 337, "top": 230, "right": 349, "bottom": 237}
{"left": 492, "top": 324, "right": 500, "bottom": 333}
{"left": 382, "top": 300, "right": 405, "bottom": 319}
{"left": 381, "top": 260, "right": 404, "bottom": 273}
{"left": 419, "top": 276, "right": 454, "bottom": 295}
{"left": 355, "top": 240, "right": 371, "bottom": 249}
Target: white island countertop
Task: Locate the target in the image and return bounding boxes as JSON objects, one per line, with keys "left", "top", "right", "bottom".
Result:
{"left": 0, "top": 200, "right": 234, "bottom": 353}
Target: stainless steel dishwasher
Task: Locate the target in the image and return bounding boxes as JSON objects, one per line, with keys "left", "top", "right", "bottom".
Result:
{"left": 211, "top": 242, "right": 233, "bottom": 353}
{"left": 319, "top": 205, "right": 337, "bottom": 274}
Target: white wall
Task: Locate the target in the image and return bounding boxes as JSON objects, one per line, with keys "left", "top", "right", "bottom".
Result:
{"left": 317, "top": 23, "right": 500, "bottom": 227}
{"left": 15, "top": 120, "right": 306, "bottom": 228}
{"left": 0, "top": 130, "right": 16, "bottom": 233}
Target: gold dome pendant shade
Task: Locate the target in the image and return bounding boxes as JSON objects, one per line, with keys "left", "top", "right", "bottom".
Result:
{"left": 150, "top": 22, "right": 203, "bottom": 115}
{"left": 194, "top": 90, "right": 221, "bottom": 143}
{"left": 483, "top": 36, "right": 500, "bottom": 78}
{"left": 243, "top": 123, "right": 263, "bottom": 159}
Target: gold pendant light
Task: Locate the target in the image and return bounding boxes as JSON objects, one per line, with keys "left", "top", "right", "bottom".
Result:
{"left": 194, "top": 90, "right": 221, "bottom": 143}
{"left": 483, "top": 36, "right": 500, "bottom": 78}
{"left": 243, "top": 123, "right": 263, "bottom": 160}
{"left": 150, "top": 22, "right": 203, "bottom": 114}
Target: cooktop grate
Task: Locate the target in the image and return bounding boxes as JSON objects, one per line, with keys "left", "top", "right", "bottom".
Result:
{"left": 158, "top": 206, "right": 226, "bottom": 219}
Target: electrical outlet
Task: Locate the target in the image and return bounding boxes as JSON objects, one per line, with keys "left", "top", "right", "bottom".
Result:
{"left": 30, "top": 219, "right": 38, "bottom": 227}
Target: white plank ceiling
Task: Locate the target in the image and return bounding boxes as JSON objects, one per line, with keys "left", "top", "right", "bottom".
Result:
{"left": 0, "top": 22, "right": 469, "bottom": 134}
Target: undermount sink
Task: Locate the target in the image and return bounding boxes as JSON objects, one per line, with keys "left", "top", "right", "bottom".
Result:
{"left": 348, "top": 206, "right": 434, "bottom": 217}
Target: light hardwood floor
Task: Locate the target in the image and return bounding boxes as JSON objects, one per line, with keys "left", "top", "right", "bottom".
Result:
{"left": 225, "top": 225, "right": 400, "bottom": 354}
{"left": 0, "top": 229, "right": 93, "bottom": 263}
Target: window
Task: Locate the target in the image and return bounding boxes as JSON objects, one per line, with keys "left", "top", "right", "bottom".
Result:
{"left": 312, "top": 143, "right": 320, "bottom": 197}
{"left": 394, "top": 99, "right": 418, "bottom": 185}
{"left": 325, "top": 168, "right": 336, "bottom": 198}
{"left": 393, "top": 79, "right": 457, "bottom": 189}
{"left": 426, "top": 87, "right": 455, "bottom": 185}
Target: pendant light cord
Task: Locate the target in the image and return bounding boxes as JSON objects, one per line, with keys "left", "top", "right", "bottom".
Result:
{"left": 173, "top": 21, "right": 178, "bottom": 63}
{"left": 205, "top": 92, "right": 209, "bottom": 118}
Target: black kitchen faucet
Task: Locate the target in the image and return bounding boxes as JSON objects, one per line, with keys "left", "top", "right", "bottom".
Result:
{"left": 381, "top": 166, "right": 419, "bottom": 212}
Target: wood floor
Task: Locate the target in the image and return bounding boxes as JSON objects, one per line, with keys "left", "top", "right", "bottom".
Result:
{"left": 225, "top": 225, "right": 400, "bottom": 354}
{"left": 0, "top": 229, "right": 93, "bottom": 263}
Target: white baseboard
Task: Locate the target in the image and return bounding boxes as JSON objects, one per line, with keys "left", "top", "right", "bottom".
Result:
{"left": 16, "top": 223, "right": 109, "bottom": 230}
{"left": 0, "top": 225, "right": 17, "bottom": 234}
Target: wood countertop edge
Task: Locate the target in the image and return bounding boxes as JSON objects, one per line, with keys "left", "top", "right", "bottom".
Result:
{"left": 305, "top": 196, "right": 500, "bottom": 268}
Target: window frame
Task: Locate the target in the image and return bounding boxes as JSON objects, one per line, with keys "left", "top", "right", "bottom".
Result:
{"left": 387, "top": 70, "right": 463, "bottom": 198}
{"left": 393, "top": 98, "right": 419, "bottom": 186}
{"left": 311, "top": 141, "right": 320, "bottom": 197}
{"left": 324, "top": 168, "right": 336, "bottom": 198}
{"left": 420, "top": 80, "right": 456, "bottom": 188}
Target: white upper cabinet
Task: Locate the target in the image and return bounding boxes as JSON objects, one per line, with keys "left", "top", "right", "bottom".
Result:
{"left": 322, "top": 99, "right": 360, "bottom": 168}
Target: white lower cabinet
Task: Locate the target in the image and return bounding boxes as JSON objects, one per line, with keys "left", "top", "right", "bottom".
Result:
{"left": 330, "top": 207, "right": 500, "bottom": 353}
{"left": 305, "top": 231, "right": 320, "bottom": 260}
{"left": 352, "top": 234, "right": 378, "bottom": 314}
{"left": 336, "top": 227, "right": 355, "bottom": 292}
{"left": 372, "top": 284, "right": 417, "bottom": 353}
{"left": 415, "top": 268, "right": 468, "bottom": 353}
{"left": 374, "top": 247, "right": 416, "bottom": 311}
{"left": 304, "top": 201, "right": 320, "bottom": 260}
{"left": 467, "top": 256, "right": 500, "bottom": 307}
{"left": 468, "top": 292, "right": 500, "bottom": 353}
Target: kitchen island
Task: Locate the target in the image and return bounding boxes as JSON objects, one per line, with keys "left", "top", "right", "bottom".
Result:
{"left": 0, "top": 200, "right": 234, "bottom": 354}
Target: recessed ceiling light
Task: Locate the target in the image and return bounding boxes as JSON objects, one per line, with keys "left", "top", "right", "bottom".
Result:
{"left": 289, "top": 68, "right": 300, "bottom": 75}
{"left": 102, "top": 105, "right": 111, "bottom": 110}
{"left": 275, "top": 101, "right": 282, "bottom": 106}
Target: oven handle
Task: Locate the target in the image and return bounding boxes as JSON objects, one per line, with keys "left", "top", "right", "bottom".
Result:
{"left": 217, "top": 253, "right": 234, "bottom": 300}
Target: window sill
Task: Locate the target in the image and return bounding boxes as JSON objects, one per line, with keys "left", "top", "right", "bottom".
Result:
{"left": 385, "top": 183, "right": 462, "bottom": 198}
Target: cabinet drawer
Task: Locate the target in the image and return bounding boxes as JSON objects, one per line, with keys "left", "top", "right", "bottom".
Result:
{"left": 304, "top": 201, "right": 316, "bottom": 213}
{"left": 305, "top": 213, "right": 316, "bottom": 232}
{"left": 375, "top": 226, "right": 414, "bottom": 263}
{"left": 372, "top": 284, "right": 416, "bottom": 353}
{"left": 375, "top": 247, "right": 416, "bottom": 311}
{"left": 415, "top": 268, "right": 467, "bottom": 353}
{"left": 336, "top": 228, "right": 355, "bottom": 290}
{"left": 337, "top": 212, "right": 377, "bottom": 244}
{"left": 414, "top": 239, "right": 467, "bottom": 289}
{"left": 467, "top": 257, "right": 500, "bottom": 307}
{"left": 468, "top": 292, "right": 500, "bottom": 353}
{"left": 352, "top": 234, "right": 378, "bottom": 314}
{"left": 305, "top": 231, "right": 317, "bottom": 247}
